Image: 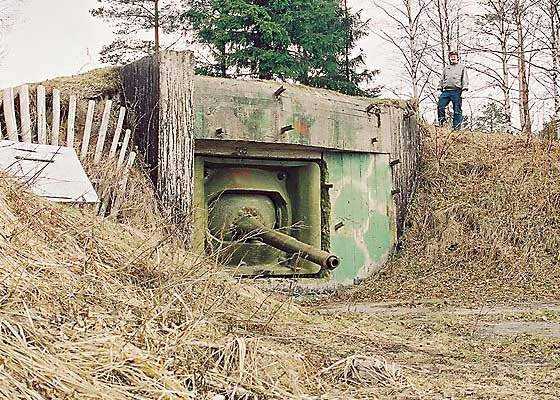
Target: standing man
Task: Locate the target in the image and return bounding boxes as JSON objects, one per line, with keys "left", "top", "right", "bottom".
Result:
{"left": 438, "top": 50, "right": 469, "bottom": 130}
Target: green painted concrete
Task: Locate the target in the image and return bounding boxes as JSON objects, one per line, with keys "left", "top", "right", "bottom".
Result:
{"left": 188, "top": 76, "right": 415, "bottom": 284}
{"left": 193, "top": 151, "right": 396, "bottom": 282}
{"left": 192, "top": 75, "right": 412, "bottom": 154}
{"left": 233, "top": 97, "right": 272, "bottom": 140}
{"left": 325, "top": 152, "right": 396, "bottom": 283}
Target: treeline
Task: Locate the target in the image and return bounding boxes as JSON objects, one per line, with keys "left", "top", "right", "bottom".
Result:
{"left": 377, "top": 0, "right": 560, "bottom": 136}
{"left": 91, "top": 0, "right": 379, "bottom": 97}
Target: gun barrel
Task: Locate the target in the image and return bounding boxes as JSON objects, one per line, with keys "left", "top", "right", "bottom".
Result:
{"left": 236, "top": 214, "right": 340, "bottom": 270}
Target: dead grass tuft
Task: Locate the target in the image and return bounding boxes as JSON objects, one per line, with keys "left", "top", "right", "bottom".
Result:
{"left": 321, "top": 355, "right": 409, "bottom": 389}
{"left": 30, "top": 67, "right": 121, "bottom": 100}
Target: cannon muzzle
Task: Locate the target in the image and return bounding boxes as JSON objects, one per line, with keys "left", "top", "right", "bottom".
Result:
{"left": 235, "top": 210, "right": 340, "bottom": 271}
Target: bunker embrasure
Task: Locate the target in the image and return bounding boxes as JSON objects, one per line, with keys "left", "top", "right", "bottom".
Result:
{"left": 122, "top": 51, "right": 421, "bottom": 287}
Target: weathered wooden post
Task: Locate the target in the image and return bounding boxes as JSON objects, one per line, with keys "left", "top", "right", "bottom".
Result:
{"left": 121, "top": 51, "right": 195, "bottom": 241}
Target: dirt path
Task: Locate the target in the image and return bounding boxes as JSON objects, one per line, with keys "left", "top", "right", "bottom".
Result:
{"left": 320, "top": 302, "right": 560, "bottom": 338}
{"left": 308, "top": 300, "right": 560, "bottom": 399}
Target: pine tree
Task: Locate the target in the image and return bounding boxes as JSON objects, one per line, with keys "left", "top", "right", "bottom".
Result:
{"left": 474, "top": 101, "right": 509, "bottom": 133}
{"left": 183, "top": 0, "right": 379, "bottom": 96}
{"left": 90, "top": 0, "right": 182, "bottom": 64}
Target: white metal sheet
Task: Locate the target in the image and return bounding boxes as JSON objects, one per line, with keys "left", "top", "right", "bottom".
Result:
{"left": 0, "top": 140, "right": 99, "bottom": 203}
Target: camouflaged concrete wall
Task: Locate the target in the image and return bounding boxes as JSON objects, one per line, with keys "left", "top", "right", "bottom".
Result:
{"left": 193, "top": 76, "right": 409, "bottom": 154}
{"left": 192, "top": 75, "right": 420, "bottom": 240}
{"left": 190, "top": 75, "right": 420, "bottom": 285}
{"left": 325, "top": 152, "right": 397, "bottom": 285}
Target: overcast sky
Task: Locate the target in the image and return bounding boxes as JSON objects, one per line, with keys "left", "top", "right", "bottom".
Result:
{"left": 0, "top": 0, "right": 115, "bottom": 87}
{"left": 0, "top": 0, "right": 400, "bottom": 93}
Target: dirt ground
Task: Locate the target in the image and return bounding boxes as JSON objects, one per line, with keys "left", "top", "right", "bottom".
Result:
{"left": 303, "top": 130, "right": 560, "bottom": 398}
{"left": 311, "top": 300, "right": 560, "bottom": 399}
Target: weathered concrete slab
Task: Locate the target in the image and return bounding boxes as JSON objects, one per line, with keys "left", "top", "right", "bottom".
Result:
{"left": 193, "top": 76, "right": 413, "bottom": 155}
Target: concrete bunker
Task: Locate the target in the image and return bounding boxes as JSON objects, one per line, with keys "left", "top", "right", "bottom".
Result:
{"left": 122, "top": 51, "right": 421, "bottom": 287}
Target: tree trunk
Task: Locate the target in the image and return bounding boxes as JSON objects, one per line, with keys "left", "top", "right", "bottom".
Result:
{"left": 502, "top": 60, "right": 513, "bottom": 133}
{"left": 515, "top": 0, "right": 531, "bottom": 137}
{"left": 499, "top": 2, "right": 513, "bottom": 133}
{"left": 154, "top": 0, "right": 160, "bottom": 54}
{"left": 122, "top": 51, "right": 196, "bottom": 242}
{"left": 344, "top": 0, "right": 351, "bottom": 81}
{"left": 437, "top": 0, "right": 447, "bottom": 66}
{"left": 406, "top": 0, "right": 419, "bottom": 100}
{"left": 443, "top": 0, "right": 451, "bottom": 52}
{"left": 551, "top": 0, "right": 560, "bottom": 138}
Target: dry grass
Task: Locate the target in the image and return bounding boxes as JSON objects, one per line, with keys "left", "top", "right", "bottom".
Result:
{"left": 84, "top": 158, "right": 162, "bottom": 233}
{"left": 0, "top": 165, "right": 415, "bottom": 399}
{"left": 30, "top": 67, "right": 122, "bottom": 101}
{"left": 2, "top": 124, "right": 560, "bottom": 399}
{"left": 348, "top": 126, "right": 560, "bottom": 305}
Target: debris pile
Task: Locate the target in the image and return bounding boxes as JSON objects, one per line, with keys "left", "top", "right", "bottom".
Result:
{"left": 352, "top": 127, "right": 560, "bottom": 304}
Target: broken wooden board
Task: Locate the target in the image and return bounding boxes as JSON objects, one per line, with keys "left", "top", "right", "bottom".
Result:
{"left": 0, "top": 140, "right": 99, "bottom": 203}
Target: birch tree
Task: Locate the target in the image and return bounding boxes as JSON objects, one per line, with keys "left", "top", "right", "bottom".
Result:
{"left": 421, "top": 0, "right": 465, "bottom": 105}
{"left": 514, "top": 0, "right": 532, "bottom": 136}
{"left": 375, "top": 0, "right": 432, "bottom": 105}
{"left": 549, "top": 1, "right": 560, "bottom": 132}
{"left": 469, "top": 0, "right": 514, "bottom": 132}
{"left": 425, "top": 0, "right": 464, "bottom": 68}
{"left": 533, "top": 0, "right": 560, "bottom": 137}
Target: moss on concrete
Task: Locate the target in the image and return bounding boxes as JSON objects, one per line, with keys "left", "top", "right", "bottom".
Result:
{"left": 320, "top": 159, "right": 331, "bottom": 253}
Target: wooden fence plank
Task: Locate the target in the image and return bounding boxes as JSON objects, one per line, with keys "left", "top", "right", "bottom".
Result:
{"left": 111, "top": 151, "right": 137, "bottom": 217}
{"left": 117, "top": 129, "right": 131, "bottom": 168}
{"left": 81, "top": 100, "right": 96, "bottom": 159}
{"left": 66, "top": 95, "right": 77, "bottom": 148}
{"left": 94, "top": 100, "right": 112, "bottom": 163}
{"left": 19, "top": 85, "right": 32, "bottom": 143}
{"left": 109, "top": 107, "right": 126, "bottom": 158}
{"left": 126, "top": 151, "right": 137, "bottom": 169}
{"left": 37, "top": 85, "right": 47, "bottom": 144}
{"left": 3, "top": 88, "right": 18, "bottom": 141}
{"left": 51, "top": 89, "right": 61, "bottom": 146}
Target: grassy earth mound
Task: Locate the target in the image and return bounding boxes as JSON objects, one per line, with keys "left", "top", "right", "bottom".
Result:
{"left": 0, "top": 172, "right": 412, "bottom": 399}
{"left": 349, "top": 127, "right": 560, "bottom": 304}
{"left": 0, "top": 125, "right": 558, "bottom": 399}
{"left": 31, "top": 67, "right": 122, "bottom": 100}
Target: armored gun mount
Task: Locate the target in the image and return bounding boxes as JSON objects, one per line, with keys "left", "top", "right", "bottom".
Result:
{"left": 233, "top": 208, "right": 340, "bottom": 270}
{"left": 203, "top": 163, "right": 337, "bottom": 276}
{"left": 121, "top": 50, "right": 421, "bottom": 283}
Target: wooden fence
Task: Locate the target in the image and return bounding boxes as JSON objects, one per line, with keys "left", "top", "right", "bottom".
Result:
{"left": 0, "top": 84, "right": 137, "bottom": 216}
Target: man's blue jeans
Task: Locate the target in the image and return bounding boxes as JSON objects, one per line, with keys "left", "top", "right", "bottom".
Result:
{"left": 438, "top": 89, "right": 463, "bottom": 130}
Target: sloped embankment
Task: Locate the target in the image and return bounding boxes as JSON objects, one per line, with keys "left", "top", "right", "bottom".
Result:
{"left": 0, "top": 173, "right": 412, "bottom": 399}
{"left": 351, "top": 128, "right": 560, "bottom": 304}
